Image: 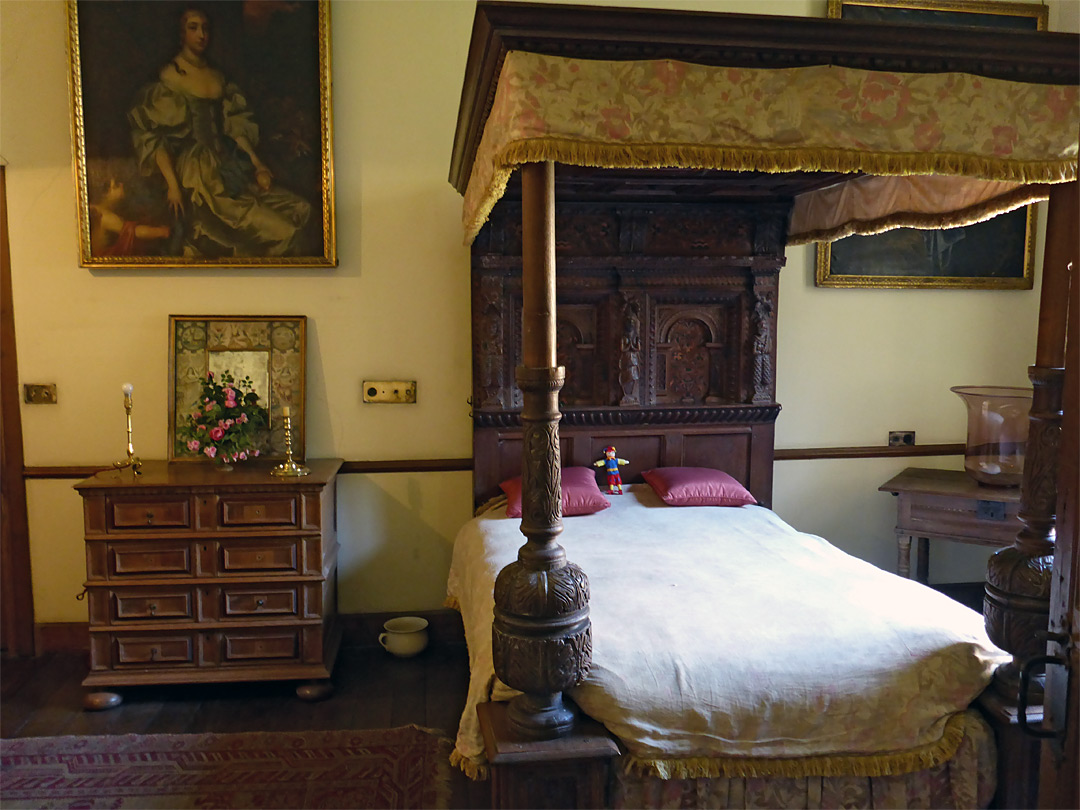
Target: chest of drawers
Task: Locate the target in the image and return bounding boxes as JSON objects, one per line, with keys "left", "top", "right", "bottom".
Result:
{"left": 74, "top": 459, "right": 343, "bottom": 709}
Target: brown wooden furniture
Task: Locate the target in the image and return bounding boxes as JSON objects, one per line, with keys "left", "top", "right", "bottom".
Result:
{"left": 976, "top": 688, "right": 1043, "bottom": 810}
{"left": 478, "top": 700, "right": 620, "bottom": 810}
{"left": 450, "top": 2, "right": 1078, "bottom": 806}
{"left": 879, "top": 468, "right": 1022, "bottom": 584}
{"left": 74, "top": 459, "right": 342, "bottom": 710}
{"left": 471, "top": 181, "right": 787, "bottom": 510}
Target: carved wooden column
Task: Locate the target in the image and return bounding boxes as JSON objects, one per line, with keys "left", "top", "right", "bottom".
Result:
{"left": 985, "top": 180, "right": 1078, "bottom": 698}
{"left": 492, "top": 161, "right": 592, "bottom": 740}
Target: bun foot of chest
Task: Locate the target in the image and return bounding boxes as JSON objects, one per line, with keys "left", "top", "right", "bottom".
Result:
{"left": 296, "top": 680, "right": 333, "bottom": 702}
{"left": 83, "top": 690, "right": 123, "bottom": 711}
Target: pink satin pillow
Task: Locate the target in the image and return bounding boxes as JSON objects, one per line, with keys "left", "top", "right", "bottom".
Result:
{"left": 641, "top": 467, "right": 757, "bottom": 507}
{"left": 500, "top": 466, "right": 611, "bottom": 518}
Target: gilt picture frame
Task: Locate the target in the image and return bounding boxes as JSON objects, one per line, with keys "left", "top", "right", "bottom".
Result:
{"left": 67, "top": 1, "right": 335, "bottom": 268}
{"left": 168, "top": 316, "right": 306, "bottom": 462}
{"left": 817, "top": 0, "right": 1044, "bottom": 289}
{"left": 827, "top": 0, "right": 1047, "bottom": 31}
{"left": 816, "top": 207, "right": 1037, "bottom": 289}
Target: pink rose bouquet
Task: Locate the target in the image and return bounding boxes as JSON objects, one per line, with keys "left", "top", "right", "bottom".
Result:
{"left": 176, "top": 371, "right": 269, "bottom": 466}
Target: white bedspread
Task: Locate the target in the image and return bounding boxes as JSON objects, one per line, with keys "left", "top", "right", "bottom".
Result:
{"left": 447, "top": 485, "right": 1008, "bottom": 774}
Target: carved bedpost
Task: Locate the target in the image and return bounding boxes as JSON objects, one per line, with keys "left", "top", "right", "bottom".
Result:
{"left": 492, "top": 161, "right": 592, "bottom": 740}
{"left": 984, "top": 181, "right": 1078, "bottom": 698}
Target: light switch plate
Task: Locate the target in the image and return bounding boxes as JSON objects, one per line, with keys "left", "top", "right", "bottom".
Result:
{"left": 363, "top": 380, "right": 416, "bottom": 404}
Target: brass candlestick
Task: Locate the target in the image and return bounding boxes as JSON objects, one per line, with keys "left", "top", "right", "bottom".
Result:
{"left": 112, "top": 383, "right": 142, "bottom": 476}
{"left": 271, "top": 410, "right": 309, "bottom": 477}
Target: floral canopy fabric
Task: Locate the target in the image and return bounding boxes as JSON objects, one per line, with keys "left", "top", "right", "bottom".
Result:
{"left": 461, "top": 51, "right": 1079, "bottom": 244}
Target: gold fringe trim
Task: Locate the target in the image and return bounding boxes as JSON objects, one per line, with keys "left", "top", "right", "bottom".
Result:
{"left": 464, "top": 137, "right": 1076, "bottom": 244}
{"left": 622, "top": 712, "right": 970, "bottom": 781}
{"left": 790, "top": 184, "right": 1051, "bottom": 245}
{"left": 502, "top": 137, "right": 1077, "bottom": 185}
{"left": 450, "top": 747, "right": 490, "bottom": 781}
{"left": 443, "top": 595, "right": 461, "bottom": 612}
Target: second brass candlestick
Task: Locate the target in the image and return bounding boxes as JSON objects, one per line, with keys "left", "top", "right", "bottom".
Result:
{"left": 271, "top": 413, "right": 309, "bottom": 477}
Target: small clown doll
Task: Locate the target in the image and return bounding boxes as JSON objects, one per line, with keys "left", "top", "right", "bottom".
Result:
{"left": 594, "top": 445, "right": 629, "bottom": 494}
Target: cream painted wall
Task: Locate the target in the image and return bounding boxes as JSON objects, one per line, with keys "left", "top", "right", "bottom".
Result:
{"left": 2, "top": 0, "right": 1070, "bottom": 624}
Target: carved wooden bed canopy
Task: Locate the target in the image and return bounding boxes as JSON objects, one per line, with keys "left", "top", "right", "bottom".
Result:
{"left": 449, "top": 0, "right": 1079, "bottom": 743}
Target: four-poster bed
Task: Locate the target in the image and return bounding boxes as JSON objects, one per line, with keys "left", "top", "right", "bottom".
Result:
{"left": 445, "top": 2, "right": 1079, "bottom": 807}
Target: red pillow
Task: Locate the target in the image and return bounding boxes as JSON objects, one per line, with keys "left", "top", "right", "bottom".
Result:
{"left": 500, "top": 467, "right": 611, "bottom": 518}
{"left": 641, "top": 467, "right": 757, "bottom": 507}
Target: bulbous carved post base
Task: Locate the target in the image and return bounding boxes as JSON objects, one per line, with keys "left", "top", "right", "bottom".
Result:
{"left": 984, "top": 546, "right": 1054, "bottom": 700}
{"left": 507, "top": 692, "right": 577, "bottom": 740}
{"left": 492, "top": 558, "right": 592, "bottom": 741}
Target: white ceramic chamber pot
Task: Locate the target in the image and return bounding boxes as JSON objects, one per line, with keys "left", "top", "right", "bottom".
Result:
{"left": 378, "top": 616, "right": 429, "bottom": 657}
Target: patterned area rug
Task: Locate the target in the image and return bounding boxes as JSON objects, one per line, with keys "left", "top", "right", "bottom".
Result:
{"left": 0, "top": 725, "right": 452, "bottom": 809}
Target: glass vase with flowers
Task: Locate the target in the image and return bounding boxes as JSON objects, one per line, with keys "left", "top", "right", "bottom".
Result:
{"left": 177, "top": 371, "right": 269, "bottom": 469}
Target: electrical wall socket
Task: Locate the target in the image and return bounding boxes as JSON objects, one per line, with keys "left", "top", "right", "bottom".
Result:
{"left": 888, "top": 430, "right": 915, "bottom": 447}
{"left": 362, "top": 380, "right": 416, "bottom": 404}
{"left": 23, "top": 384, "right": 58, "bottom": 404}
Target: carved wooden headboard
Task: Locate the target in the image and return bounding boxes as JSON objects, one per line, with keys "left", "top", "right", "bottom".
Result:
{"left": 470, "top": 168, "right": 842, "bottom": 508}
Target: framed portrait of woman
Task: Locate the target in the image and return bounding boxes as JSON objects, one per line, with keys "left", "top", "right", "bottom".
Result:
{"left": 67, "top": 1, "right": 336, "bottom": 268}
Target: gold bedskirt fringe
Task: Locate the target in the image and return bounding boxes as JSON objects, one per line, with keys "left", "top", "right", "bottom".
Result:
{"left": 451, "top": 747, "right": 490, "bottom": 781}
{"left": 621, "top": 712, "right": 971, "bottom": 781}
{"left": 464, "top": 137, "right": 1076, "bottom": 243}
{"left": 789, "top": 184, "right": 1051, "bottom": 245}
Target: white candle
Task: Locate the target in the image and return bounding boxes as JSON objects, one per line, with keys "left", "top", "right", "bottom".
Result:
{"left": 122, "top": 383, "right": 134, "bottom": 396}
{"left": 282, "top": 405, "right": 291, "bottom": 417}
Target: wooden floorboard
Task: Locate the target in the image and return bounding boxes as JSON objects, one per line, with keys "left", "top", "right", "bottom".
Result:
{"left": 0, "top": 652, "right": 86, "bottom": 738}
{"left": 0, "top": 642, "right": 488, "bottom": 809}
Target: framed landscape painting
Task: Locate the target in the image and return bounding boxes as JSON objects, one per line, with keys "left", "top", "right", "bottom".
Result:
{"left": 816, "top": 208, "right": 1036, "bottom": 289}
{"left": 168, "top": 316, "right": 306, "bottom": 462}
{"left": 817, "top": 0, "right": 1044, "bottom": 289}
{"left": 67, "top": 1, "right": 336, "bottom": 268}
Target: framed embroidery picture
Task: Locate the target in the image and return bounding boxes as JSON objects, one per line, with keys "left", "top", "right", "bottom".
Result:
{"left": 816, "top": 0, "right": 1044, "bottom": 289}
{"left": 67, "top": 1, "right": 336, "bottom": 268}
{"left": 168, "top": 316, "right": 306, "bottom": 462}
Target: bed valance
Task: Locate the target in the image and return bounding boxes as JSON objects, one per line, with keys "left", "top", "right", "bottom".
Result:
{"left": 462, "top": 51, "right": 1079, "bottom": 244}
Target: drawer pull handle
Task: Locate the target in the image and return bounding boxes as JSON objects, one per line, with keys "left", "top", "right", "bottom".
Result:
{"left": 256, "top": 554, "right": 264, "bottom": 561}
{"left": 146, "top": 511, "right": 155, "bottom": 524}
{"left": 149, "top": 603, "right": 157, "bottom": 615}
{"left": 150, "top": 647, "right": 159, "bottom": 660}
{"left": 256, "top": 599, "right": 265, "bottom": 608}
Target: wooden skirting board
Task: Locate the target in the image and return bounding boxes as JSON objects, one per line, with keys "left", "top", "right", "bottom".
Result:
{"left": 33, "top": 609, "right": 467, "bottom": 655}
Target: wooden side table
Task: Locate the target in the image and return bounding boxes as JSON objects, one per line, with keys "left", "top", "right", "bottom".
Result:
{"left": 478, "top": 701, "right": 620, "bottom": 810}
{"left": 878, "top": 467, "right": 1021, "bottom": 583}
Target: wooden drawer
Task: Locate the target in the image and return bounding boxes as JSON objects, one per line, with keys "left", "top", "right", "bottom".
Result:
{"left": 901, "top": 492, "right": 1020, "bottom": 545}
{"left": 114, "top": 633, "right": 196, "bottom": 667}
{"left": 108, "top": 497, "right": 191, "bottom": 531}
{"left": 114, "top": 588, "right": 194, "bottom": 622}
{"left": 219, "top": 538, "right": 301, "bottom": 575}
{"left": 220, "top": 628, "right": 301, "bottom": 664}
{"left": 219, "top": 495, "right": 299, "bottom": 528}
{"left": 221, "top": 586, "right": 299, "bottom": 619}
{"left": 107, "top": 541, "right": 196, "bottom": 577}
{"left": 87, "top": 587, "right": 195, "bottom": 625}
